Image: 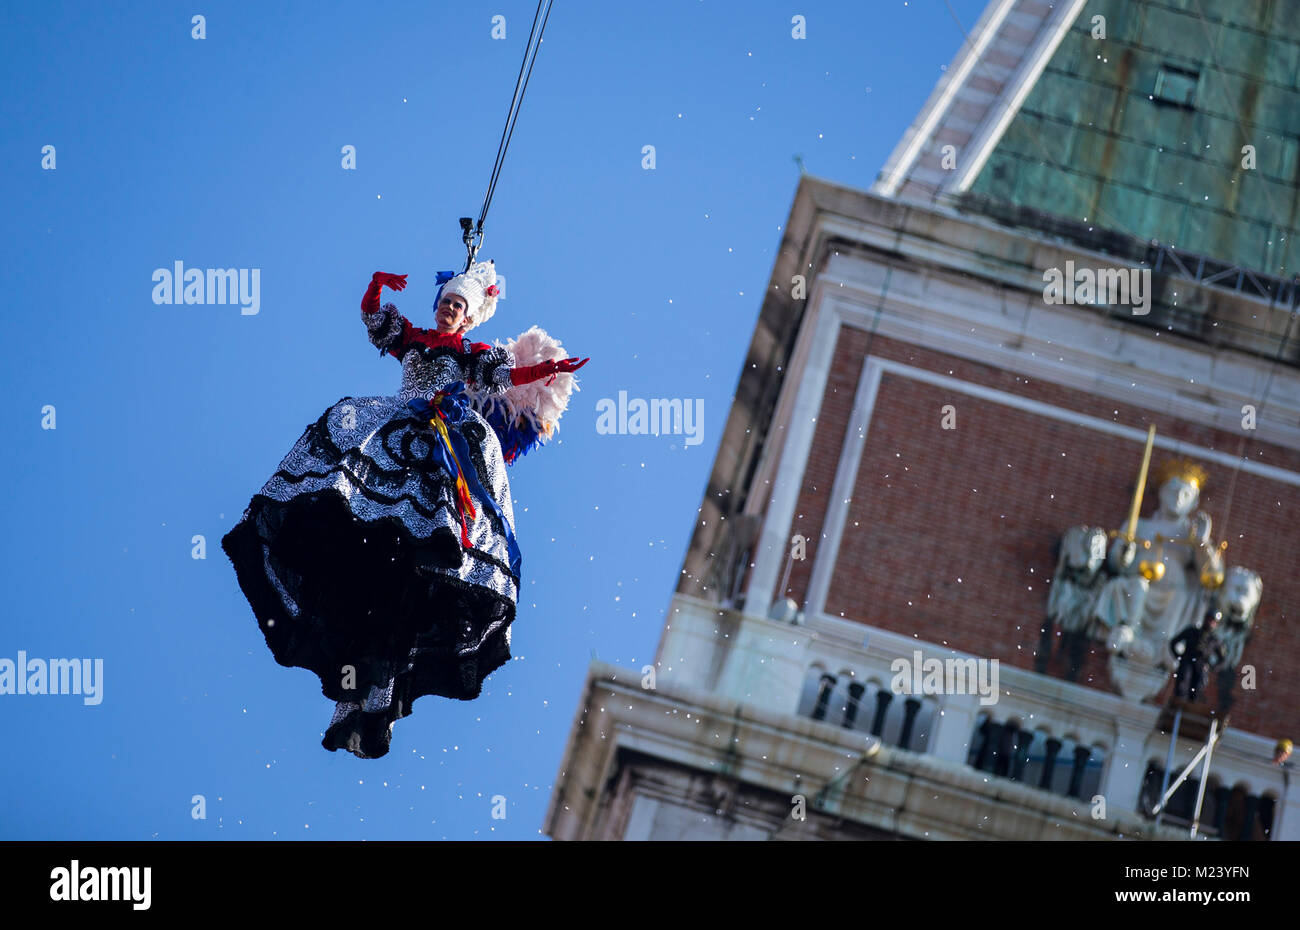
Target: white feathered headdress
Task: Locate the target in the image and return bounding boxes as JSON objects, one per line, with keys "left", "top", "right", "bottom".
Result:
{"left": 440, "top": 260, "right": 501, "bottom": 331}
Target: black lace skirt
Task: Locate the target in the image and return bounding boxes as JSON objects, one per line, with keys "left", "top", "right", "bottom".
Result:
{"left": 221, "top": 393, "right": 521, "bottom": 758}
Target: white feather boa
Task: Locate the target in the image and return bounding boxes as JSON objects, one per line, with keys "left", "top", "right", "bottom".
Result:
{"left": 465, "top": 325, "right": 578, "bottom": 439}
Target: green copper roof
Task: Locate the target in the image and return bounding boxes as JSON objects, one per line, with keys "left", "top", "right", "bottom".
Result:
{"left": 969, "top": 0, "right": 1300, "bottom": 276}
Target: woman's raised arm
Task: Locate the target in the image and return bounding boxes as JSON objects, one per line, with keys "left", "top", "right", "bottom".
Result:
{"left": 362, "top": 272, "right": 412, "bottom": 358}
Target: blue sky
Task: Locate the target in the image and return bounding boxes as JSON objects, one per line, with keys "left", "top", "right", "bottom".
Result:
{"left": 0, "top": 0, "right": 985, "bottom": 839}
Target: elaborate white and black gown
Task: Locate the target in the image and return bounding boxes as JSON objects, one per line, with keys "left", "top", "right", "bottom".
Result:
{"left": 221, "top": 302, "right": 521, "bottom": 758}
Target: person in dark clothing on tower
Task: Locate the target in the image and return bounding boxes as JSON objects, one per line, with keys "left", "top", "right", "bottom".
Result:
{"left": 1170, "top": 608, "right": 1227, "bottom": 703}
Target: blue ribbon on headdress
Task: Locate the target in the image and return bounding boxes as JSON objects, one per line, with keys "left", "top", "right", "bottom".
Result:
{"left": 406, "top": 381, "right": 522, "bottom": 581}
{"left": 431, "top": 269, "right": 457, "bottom": 312}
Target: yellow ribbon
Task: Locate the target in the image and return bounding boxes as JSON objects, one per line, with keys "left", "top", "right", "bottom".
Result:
{"left": 427, "top": 415, "right": 478, "bottom": 532}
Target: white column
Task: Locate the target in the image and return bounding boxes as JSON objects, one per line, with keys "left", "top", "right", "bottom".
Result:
{"left": 1100, "top": 721, "right": 1149, "bottom": 819}
{"left": 744, "top": 296, "right": 841, "bottom": 621}
{"left": 930, "top": 693, "right": 980, "bottom": 765}
{"left": 714, "top": 614, "right": 811, "bottom": 713}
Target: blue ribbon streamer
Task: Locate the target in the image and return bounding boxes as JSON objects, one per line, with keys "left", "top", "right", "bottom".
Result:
{"left": 432, "top": 269, "right": 456, "bottom": 312}
{"left": 406, "top": 382, "right": 522, "bottom": 581}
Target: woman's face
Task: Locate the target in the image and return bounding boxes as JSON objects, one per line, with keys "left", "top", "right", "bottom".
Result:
{"left": 436, "top": 292, "right": 468, "bottom": 334}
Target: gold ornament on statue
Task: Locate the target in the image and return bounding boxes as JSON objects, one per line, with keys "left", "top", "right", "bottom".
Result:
{"left": 1200, "top": 566, "right": 1225, "bottom": 589}
{"left": 1139, "top": 559, "right": 1166, "bottom": 582}
{"left": 1139, "top": 539, "right": 1166, "bottom": 581}
{"left": 1154, "top": 457, "right": 1209, "bottom": 491}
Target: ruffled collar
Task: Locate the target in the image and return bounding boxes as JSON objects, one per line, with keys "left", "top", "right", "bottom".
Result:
{"left": 415, "top": 327, "right": 468, "bottom": 350}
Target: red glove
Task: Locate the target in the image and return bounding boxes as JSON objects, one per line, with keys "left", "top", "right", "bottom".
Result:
{"left": 362, "top": 272, "right": 408, "bottom": 313}
{"left": 509, "top": 356, "right": 589, "bottom": 387}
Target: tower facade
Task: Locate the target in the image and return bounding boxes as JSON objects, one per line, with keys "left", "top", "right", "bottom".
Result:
{"left": 545, "top": 0, "right": 1299, "bottom": 841}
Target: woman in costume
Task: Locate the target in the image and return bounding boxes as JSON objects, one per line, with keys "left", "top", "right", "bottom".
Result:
{"left": 221, "top": 262, "right": 587, "bottom": 758}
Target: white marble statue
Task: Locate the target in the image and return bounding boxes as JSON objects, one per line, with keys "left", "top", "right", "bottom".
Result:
{"left": 1047, "top": 525, "right": 1108, "bottom": 633}
{"left": 1094, "top": 460, "right": 1224, "bottom": 670}
{"left": 1214, "top": 566, "right": 1262, "bottom": 667}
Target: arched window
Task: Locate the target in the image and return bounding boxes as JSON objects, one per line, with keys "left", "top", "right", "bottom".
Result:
{"left": 796, "top": 668, "right": 932, "bottom": 755}
{"left": 968, "top": 720, "right": 1106, "bottom": 801}
{"left": 1139, "top": 767, "right": 1271, "bottom": 840}
{"left": 1020, "top": 728, "right": 1052, "bottom": 788}
{"left": 796, "top": 667, "right": 835, "bottom": 719}
{"left": 967, "top": 713, "right": 991, "bottom": 768}
{"left": 1140, "top": 762, "right": 1205, "bottom": 827}
{"left": 1077, "top": 743, "right": 1106, "bottom": 800}
{"left": 1047, "top": 736, "right": 1080, "bottom": 795}
{"left": 1259, "top": 792, "right": 1279, "bottom": 840}
{"left": 903, "top": 697, "right": 937, "bottom": 753}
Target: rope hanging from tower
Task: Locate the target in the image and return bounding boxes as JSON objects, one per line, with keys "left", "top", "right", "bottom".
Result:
{"left": 458, "top": 0, "right": 555, "bottom": 272}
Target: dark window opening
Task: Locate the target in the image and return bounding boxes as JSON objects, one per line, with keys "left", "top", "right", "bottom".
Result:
{"left": 1153, "top": 63, "right": 1199, "bottom": 109}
